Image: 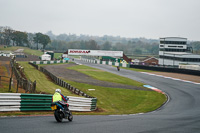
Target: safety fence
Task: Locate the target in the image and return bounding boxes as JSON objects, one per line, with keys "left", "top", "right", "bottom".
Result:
{"left": 179, "top": 64, "right": 200, "bottom": 71}
{"left": 130, "top": 64, "right": 200, "bottom": 76}
{"left": 29, "top": 60, "right": 68, "bottom": 65}
{"left": 0, "top": 93, "right": 97, "bottom": 112}
{"left": 81, "top": 58, "right": 200, "bottom": 76}
{"left": 11, "top": 58, "right": 36, "bottom": 93}
{"left": 29, "top": 62, "right": 95, "bottom": 98}
{"left": 81, "top": 58, "right": 130, "bottom": 68}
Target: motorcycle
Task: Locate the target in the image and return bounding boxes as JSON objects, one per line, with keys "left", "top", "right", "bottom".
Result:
{"left": 51, "top": 101, "right": 73, "bottom": 122}
{"left": 117, "top": 66, "right": 120, "bottom": 71}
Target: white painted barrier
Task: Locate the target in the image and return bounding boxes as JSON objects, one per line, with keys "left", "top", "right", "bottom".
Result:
{"left": 179, "top": 65, "right": 200, "bottom": 71}
{"left": 68, "top": 96, "right": 96, "bottom": 111}
{"left": 0, "top": 93, "right": 97, "bottom": 112}
{"left": 0, "top": 93, "right": 21, "bottom": 111}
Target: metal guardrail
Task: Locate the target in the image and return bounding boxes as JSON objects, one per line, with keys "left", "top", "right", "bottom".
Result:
{"left": 20, "top": 93, "right": 52, "bottom": 111}
{"left": 29, "top": 60, "right": 68, "bottom": 65}
{"left": 130, "top": 64, "right": 200, "bottom": 76}
{"left": 0, "top": 93, "right": 21, "bottom": 111}
{"left": 0, "top": 93, "right": 97, "bottom": 112}
{"left": 81, "top": 58, "right": 130, "bottom": 68}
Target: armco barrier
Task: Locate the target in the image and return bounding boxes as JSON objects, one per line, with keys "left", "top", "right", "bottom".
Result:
{"left": 0, "top": 93, "right": 21, "bottom": 111}
{"left": 29, "top": 60, "right": 68, "bottom": 65}
{"left": 81, "top": 58, "right": 130, "bottom": 68}
{"left": 0, "top": 93, "right": 97, "bottom": 112}
{"left": 130, "top": 64, "right": 200, "bottom": 76}
{"left": 20, "top": 93, "right": 52, "bottom": 111}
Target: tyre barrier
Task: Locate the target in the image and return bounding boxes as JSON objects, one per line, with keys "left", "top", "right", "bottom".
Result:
{"left": 0, "top": 93, "right": 97, "bottom": 112}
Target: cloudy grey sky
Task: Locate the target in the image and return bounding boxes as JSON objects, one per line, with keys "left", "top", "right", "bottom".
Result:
{"left": 0, "top": 0, "right": 200, "bottom": 40}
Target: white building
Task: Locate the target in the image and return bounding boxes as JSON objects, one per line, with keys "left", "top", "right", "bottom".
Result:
{"left": 159, "top": 37, "right": 200, "bottom": 66}
{"left": 41, "top": 54, "right": 51, "bottom": 61}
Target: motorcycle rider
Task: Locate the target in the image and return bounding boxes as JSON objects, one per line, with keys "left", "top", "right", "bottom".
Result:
{"left": 117, "top": 66, "right": 120, "bottom": 71}
{"left": 52, "top": 89, "right": 69, "bottom": 115}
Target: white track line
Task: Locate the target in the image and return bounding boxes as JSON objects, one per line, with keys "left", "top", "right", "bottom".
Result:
{"left": 141, "top": 72, "right": 200, "bottom": 85}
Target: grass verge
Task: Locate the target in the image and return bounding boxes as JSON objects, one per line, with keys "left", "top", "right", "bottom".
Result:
{"left": 63, "top": 79, "right": 166, "bottom": 115}
{"left": 0, "top": 46, "right": 43, "bottom": 56}
{"left": 67, "top": 65, "right": 145, "bottom": 87}
{"left": 0, "top": 61, "right": 14, "bottom": 93}
{"left": 122, "top": 67, "right": 155, "bottom": 72}
{"left": 0, "top": 111, "right": 54, "bottom": 116}
{"left": 64, "top": 64, "right": 166, "bottom": 115}
{"left": 18, "top": 62, "right": 77, "bottom": 96}
{"left": 54, "top": 53, "right": 62, "bottom": 59}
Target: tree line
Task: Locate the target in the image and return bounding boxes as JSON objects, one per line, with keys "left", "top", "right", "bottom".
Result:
{"left": 46, "top": 31, "right": 200, "bottom": 55}
{"left": 47, "top": 39, "right": 159, "bottom": 55}
{"left": 0, "top": 26, "right": 51, "bottom": 50}
{"left": 46, "top": 31, "right": 160, "bottom": 55}
{"left": 1, "top": 26, "right": 200, "bottom": 55}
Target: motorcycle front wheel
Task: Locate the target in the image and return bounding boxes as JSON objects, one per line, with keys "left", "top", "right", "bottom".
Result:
{"left": 68, "top": 112, "right": 73, "bottom": 121}
{"left": 54, "top": 110, "right": 63, "bottom": 122}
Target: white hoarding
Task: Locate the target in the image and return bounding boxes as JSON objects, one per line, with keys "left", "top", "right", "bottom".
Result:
{"left": 68, "top": 49, "right": 123, "bottom": 57}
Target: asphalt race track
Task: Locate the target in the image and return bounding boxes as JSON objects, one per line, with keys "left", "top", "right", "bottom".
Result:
{"left": 1, "top": 60, "right": 200, "bottom": 133}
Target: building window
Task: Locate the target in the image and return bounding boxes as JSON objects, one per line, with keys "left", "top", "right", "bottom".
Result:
{"left": 168, "top": 45, "right": 177, "bottom": 47}
{"left": 159, "top": 48, "right": 187, "bottom": 52}
{"left": 160, "top": 41, "right": 186, "bottom": 45}
{"left": 159, "top": 55, "right": 200, "bottom": 62}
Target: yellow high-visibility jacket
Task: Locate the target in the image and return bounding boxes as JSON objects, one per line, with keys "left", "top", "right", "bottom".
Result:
{"left": 52, "top": 92, "right": 62, "bottom": 102}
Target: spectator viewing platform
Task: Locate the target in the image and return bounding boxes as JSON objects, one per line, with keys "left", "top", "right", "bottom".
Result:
{"left": 159, "top": 37, "right": 200, "bottom": 66}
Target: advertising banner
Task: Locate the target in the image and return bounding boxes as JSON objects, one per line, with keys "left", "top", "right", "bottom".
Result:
{"left": 68, "top": 49, "right": 123, "bottom": 57}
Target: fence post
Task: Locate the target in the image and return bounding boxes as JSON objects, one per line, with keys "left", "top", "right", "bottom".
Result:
{"left": 61, "top": 80, "right": 64, "bottom": 87}
{"left": 24, "top": 79, "right": 28, "bottom": 93}
{"left": 19, "top": 77, "right": 22, "bottom": 88}
{"left": 17, "top": 80, "right": 19, "bottom": 92}
{"left": 9, "top": 59, "right": 14, "bottom": 91}
{"left": 66, "top": 82, "right": 68, "bottom": 88}
{"left": 16, "top": 79, "right": 18, "bottom": 93}
{"left": 33, "top": 80, "right": 36, "bottom": 93}
{"left": 27, "top": 80, "right": 30, "bottom": 93}
{"left": 9, "top": 78, "right": 12, "bottom": 91}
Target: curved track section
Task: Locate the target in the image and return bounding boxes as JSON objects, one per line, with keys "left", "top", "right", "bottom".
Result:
{"left": 1, "top": 60, "right": 200, "bottom": 133}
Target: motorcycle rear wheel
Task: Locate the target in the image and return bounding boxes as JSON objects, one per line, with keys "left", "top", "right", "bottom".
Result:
{"left": 54, "top": 110, "right": 63, "bottom": 122}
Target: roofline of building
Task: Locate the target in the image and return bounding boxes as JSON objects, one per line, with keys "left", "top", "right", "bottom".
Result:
{"left": 142, "top": 57, "right": 158, "bottom": 62}
{"left": 159, "top": 37, "right": 187, "bottom": 40}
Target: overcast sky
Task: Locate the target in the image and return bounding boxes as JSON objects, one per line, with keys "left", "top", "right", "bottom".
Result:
{"left": 0, "top": 0, "right": 200, "bottom": 41}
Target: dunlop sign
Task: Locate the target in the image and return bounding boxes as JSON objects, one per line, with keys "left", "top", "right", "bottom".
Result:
{"left": 68, "top": 49, "right": 123, "bottom": 57}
